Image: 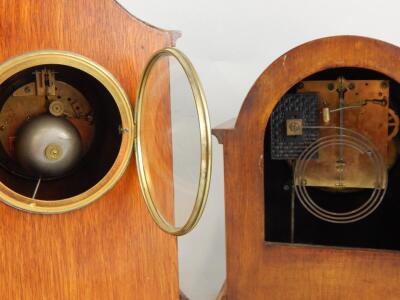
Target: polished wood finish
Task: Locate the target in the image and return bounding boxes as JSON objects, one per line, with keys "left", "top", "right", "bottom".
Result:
{"left": 0, "top": 1, "right": 179, "bottom": 299}
{"left": 213, "top": 36, "right": 400, "bottom": 299}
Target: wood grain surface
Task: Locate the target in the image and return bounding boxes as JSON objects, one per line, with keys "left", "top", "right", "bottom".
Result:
{"left": 0, "top": 1, "right": 179, "bottom": 299}
{"left": 213, "top": 36, "right": 400, "bottom": 299}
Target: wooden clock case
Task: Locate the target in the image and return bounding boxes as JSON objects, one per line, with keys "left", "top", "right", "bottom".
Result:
{"left": 0, "top": 1, "right": 185, "bottom": 299}
{"left": 213, "top": 36, "right": 400, "bottom": 299}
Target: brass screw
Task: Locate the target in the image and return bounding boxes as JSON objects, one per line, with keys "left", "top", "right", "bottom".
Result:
{"left": 49, "top": 101, "right": 64, "bottom": 117}
{"left": 289, "top": 122, "right": 300, "bottom": 132}
{"left": 118, "top": 126, "right": 129, "bottom": 134}
{"left": 45, "top": 144, "right": 63, "bottom": 161}
{"left": 336, "top": 160, "right": 346, "bottom": 172}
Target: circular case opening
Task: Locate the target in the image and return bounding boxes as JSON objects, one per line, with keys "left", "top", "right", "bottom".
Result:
{"left": 0, "top": 50, "right": 133, "bottom": 213}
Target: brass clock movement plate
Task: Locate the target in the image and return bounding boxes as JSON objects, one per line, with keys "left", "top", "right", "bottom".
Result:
{"left": 298, "top": 79, "right": 389, "bottom": 189}
{"left": 0, "top": 70, "right": 95, "bottom": 159}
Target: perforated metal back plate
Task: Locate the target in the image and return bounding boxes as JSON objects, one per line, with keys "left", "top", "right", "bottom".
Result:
{"left": 270, "top": 93, "right": 320, "bottom": 160}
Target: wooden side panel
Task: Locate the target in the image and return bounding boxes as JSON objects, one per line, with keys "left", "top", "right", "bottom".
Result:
{"left": 217, "top": 36, "right": 400, "bottom": 299}
{"left": 0, "top": 1, "right": 178, "bottom": 299}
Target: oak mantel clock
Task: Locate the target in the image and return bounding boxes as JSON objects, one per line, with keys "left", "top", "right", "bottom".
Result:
{"left": 214, "top": 36, "right": 400, "bottom": 299}
{"left": 0, "top": 1, "right": 211, "bottom": 299}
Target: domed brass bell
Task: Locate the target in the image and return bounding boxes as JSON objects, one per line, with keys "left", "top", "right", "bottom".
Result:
{"left": 15, "top": 115, "right": 82, "bottom": 177}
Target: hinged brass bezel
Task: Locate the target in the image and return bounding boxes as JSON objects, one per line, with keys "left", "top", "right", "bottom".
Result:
{"left": 134, "top": 47, "right": 212, "bottom": 236}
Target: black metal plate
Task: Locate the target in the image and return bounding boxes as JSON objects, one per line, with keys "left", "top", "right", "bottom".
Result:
{"left": 270, "top": 93, "right": 320, "bottom": 160}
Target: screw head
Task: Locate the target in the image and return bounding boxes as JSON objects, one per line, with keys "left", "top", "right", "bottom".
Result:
{"left": 49, "top": 101, "right": 64, "bottom": 117}
{"left": 45, "top": 144, "right": 63, "bottom": 161}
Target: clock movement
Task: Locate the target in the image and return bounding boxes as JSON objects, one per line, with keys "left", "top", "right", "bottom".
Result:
{"left": 0, "top": 52, "right": 132, "bottom": 209}
{"left": 214, "top": 36, "right": 400, "bottom": 299}
{"left": 0, "top": 1, "right": 211, "bottom": 299}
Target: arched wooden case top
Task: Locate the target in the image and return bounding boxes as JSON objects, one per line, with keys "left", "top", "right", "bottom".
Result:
{"left": 214, "top": 36, "right": 400, "bottom": 299}
{"left": 0, "top": 1, "right": 211, "bottom": 299}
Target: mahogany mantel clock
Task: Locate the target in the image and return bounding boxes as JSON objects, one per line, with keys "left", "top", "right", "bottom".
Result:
{"left": 0, "top": 1, "right": 211, "bottom": 299}
{"left": 214, "top": 36, "right": 400, "bottom": 299}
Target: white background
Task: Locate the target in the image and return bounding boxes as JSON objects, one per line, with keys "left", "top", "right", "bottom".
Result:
{"left": 118, "top": 1, "right": 400, "bottom": 299}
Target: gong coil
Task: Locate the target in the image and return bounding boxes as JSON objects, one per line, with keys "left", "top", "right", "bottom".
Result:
{"left": 293, "top": 127, "right": 387, "bottom": 223}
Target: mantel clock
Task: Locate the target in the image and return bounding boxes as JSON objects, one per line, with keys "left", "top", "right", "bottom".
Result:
{"left": 214, "top": 36, "right": 400, "bottom": 299}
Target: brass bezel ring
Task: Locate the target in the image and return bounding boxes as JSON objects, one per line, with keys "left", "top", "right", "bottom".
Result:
{"left": 134, "top": 47, "right": 212, "bottom": 236}
{"left": 0, "top": 50, "right": 134, "bottom": 213}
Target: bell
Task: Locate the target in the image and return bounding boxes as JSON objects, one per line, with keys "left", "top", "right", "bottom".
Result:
{"left": 15, "top": 114, "right": 82, "bottom": 177}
